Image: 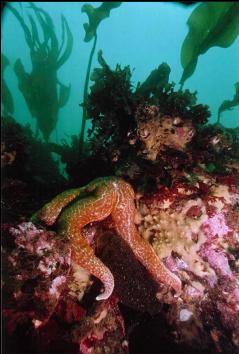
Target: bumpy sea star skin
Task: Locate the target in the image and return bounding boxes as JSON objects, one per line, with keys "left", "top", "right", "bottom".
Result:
{"left": 34, "top": 177, "right": 182, "bottom": 300}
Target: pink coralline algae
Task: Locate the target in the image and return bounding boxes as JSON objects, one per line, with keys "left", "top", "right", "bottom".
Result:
{"left": 27, "top": 294, "right": 128, "bottom": 354}
{"left": 201, "top": 213, "right": 230, "bottom": 239}
{"left": 49, "top": 276, "right": 67, "bottom": 298}
{"left": 199, "top": 243, "right": 233, "bottom": 279}
{"left": 233, "top": 288, "right": 239, "bottom": 302}
{"left": 2, "top": 222, "right": 128, "bottom": 354}
{"left": 10, "top": 222, "right": 55, "bottom": 254}
{"left": 78, "top": 297, "right": 127, "bottom": 354}
{"left": 3, "top": 222, "right": 71, "bottom": 331}
{"left": 135, "top": 169, "right": 239, "bottom": 351}
{"left": 2, "top": 169, "right": 239, "bottom": 353}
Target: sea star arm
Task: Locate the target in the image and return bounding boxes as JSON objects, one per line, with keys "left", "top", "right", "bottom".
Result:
{"left": 37, "top": 188, "right": 82, "bottom": 225}
{"left": 36, "top": 178, "right": 106, "bottom": 226}
{"left": 57, "top": 188, "right": 116, "bottom": 300}
{"left": 127, "top": 233, "right": 182, "bottom": 295}
{"left": 69, "top": 228, "right": 114, "bottom": 301}
{"left": 34, "top": 176, "right": 181, "bottom": 300}
{"left": 112, "top": 180, "right": 182, "bottom": 296}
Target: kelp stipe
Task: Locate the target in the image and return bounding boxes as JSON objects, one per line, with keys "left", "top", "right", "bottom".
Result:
{"left": 79, "top": 2, "right": 122, "bottom": 154}
{"left": 1, "top": 53, "right": 14, "bottom": 115}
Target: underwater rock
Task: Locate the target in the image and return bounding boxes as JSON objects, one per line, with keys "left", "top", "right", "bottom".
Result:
{"left": 135, "top": 105, "right": 195, "bottom": 160}
{"left": 84, "top": 53, "right": 211, "bottom": 188}
{"left": 1, "top": 142, "right": 16, "bottom": 167}
{"left": 135, "top": 167, "right": 239, "bottom": 352}
{"left": 2, "top": 165, "right": 239, "bottom": 353}
{"left": 28, "top": 294, "right": 127, "bottom": 354}
{"left": 95, "top": 229, "right": 162, "bottom": 314}
{"left": 2, "top": 222, "right": 71, "bottom": 331}
{"left": 76, "top": 296, "right": 127, "bottom": 354}
{"left": 1, "top": 115, "right": 67, "bottom": 222}
{"left": 32, "top": 176, "right": 181, "bottom": 301}
{"left": 2, "top": 220, "right": 127, "bottom": 354}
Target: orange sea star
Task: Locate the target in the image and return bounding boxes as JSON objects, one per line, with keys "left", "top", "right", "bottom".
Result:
{"left": 33, "top": 177, "right": 181, "bottom": 300}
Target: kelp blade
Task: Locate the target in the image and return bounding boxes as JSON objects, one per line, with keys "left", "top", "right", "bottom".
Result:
{"left": 218, "top": 82, "right": 239, "bottom": 122}
{"left": 180, "top": 2, "right": 239, "bottom": 85}
{"left": 82, "top": 2, "right": 122, "bottom": 42}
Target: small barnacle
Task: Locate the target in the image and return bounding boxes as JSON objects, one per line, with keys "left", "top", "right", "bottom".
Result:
{"left": 179, "top": 308, "right": 193, "bottom": 322}
{"left": 211, "top": 136, "right": 221, "bottom": 145}
{"left": 138, "top": 128, "right": 150, "bottom": 139}
{"left": 129, "top": 138, "right": 137, "bottom": 145}
{"left": 188, "top": 128, "right": 195, "bottom": 138}
{"left": 173, "top": 117, "right": 183, "bottom": 126}
{"left": 127, "top": 131, "right": 137, "bottom": 145}
{"left": 111, "top": 150, "right": 120, "bottom": 162}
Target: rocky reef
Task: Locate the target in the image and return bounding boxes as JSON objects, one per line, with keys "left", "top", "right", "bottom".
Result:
{"left": 2, "top": 55, "right": 239, "bottom": 354}
{"left": 1, "top": 115, "right": 67, "bottom": 221}
{"left": 2, "top": 222, "right": 127, "bottom": 354}
{"left": 3, "top": 163, "right": 238, "bottom": 353}
{"left": 136, "top": 167, "right": 239, "bottom": 352}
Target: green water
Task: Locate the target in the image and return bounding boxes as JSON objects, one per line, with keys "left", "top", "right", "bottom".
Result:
{"left": 1, "top": 2, "right": 239, "bottom": 144}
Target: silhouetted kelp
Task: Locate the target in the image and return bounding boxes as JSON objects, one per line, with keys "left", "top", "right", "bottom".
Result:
{"left": 136, "top": 63, "right": 171, "bottom": 99}
{"left": 7, "top": 3, "right": 73, "bottom": 142}
{"left": 79, "top": 2, "right": 122, "bottom": 153}
{"left": 180, "top": 2, "right": 239, "bottom": 85}
{"left": 82, "top": 2, "right": 122, "bottom": 43}
{"left": 217, "top": 82, "right": 239, "bottom": 123}
{"left": 1, "top": 54, "right": 14, "bottom": 116}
